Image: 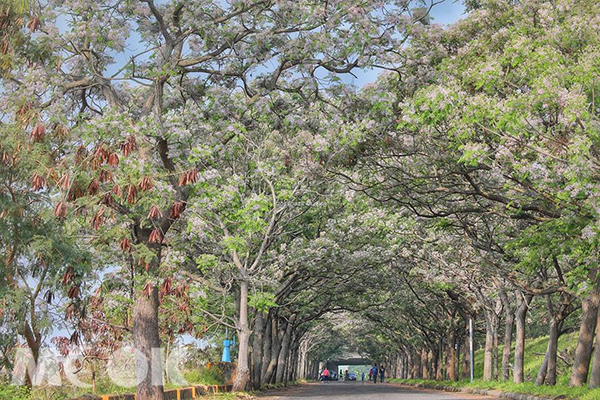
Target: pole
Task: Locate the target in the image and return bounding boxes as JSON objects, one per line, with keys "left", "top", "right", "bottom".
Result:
{"left": 469, "top": 318, "right": 474, "bottom": 382}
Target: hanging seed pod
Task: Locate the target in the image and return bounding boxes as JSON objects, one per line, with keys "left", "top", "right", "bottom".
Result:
{"left": 147, "top": 205, "right": 162, "bottom": 220}
{"left": 87, "top": 179, "right": 99, "bottom": 195}
{"left": 126, "top": 184, "right": 137, "bottom": 204}
{"left": 120, "top": 238, "right": 131, "bottom": 252}
{"left": 148, "top": 228, "right": 162, "bottom": 243}
{"left": 27, "top": 16, "right": 40, "bottom": 32}
{"left": 31, "top": 173, "right": 47, "bottom": 191}
{"left": 54, "top": 201, "right": 67, "bottom": 218}
{"left": 107, "top": 153, "right": 119, "bottom": 166}
{"left": 138, "top": 176, "right": 153, "bottom": 191}
{"left": 30, "top": 122, "right": 45, "bottom": 142}
{"left": 56, "top": 173, "right": 70, "bottom": 190}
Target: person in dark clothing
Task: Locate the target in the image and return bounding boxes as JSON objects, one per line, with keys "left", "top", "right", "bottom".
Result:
{"left": 379, "top": 365, "right": 386, "bottom": 382}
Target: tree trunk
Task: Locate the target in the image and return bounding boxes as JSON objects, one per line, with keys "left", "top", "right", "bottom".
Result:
{"left": 436, "top": 342, "right": 444, "bottom": 380}
{"left": 251, "top": 312, "right": 265, "bottom": 389}
{"left": 536, "top": 318, "right": 559, "bottom": 386}
{"left": 589, "top": 306, "right": 600, "bottom": 388}
{"left": 461, "top": 336, "right": 470, "bottom": 380}
{"left": 263, "top": 319, "right": 282, "bottom": 385}
{"left": 483, "top": 311, "right": 499, "bottom": 381}
{"left": 275, "top": 315, "right": 296, "bottom": 383}
{"left": 233, "top": 279, "right": 251, "bottom": 391}
{"left": 447, "top": 332, "right": 457, "bottom": 381}
{"left": 501, "top": 295, "right": 515, "bottom": 381}
{"left": 133, "top": 285, "right": 164, "bottom": 400}
{"left": 260, "top": 315, "right": 272, "bottom": 386}
{"left": 21, "top": 321, "right": 41, "bottom": 388}
{"left": 571, "top": 274, "right": 600, "bottom": 387}
{"left": 421, "top": 348, "right": 429, "bottom": 379}
{"left": 513, "top": 292, "right": 532, "bottom": 384}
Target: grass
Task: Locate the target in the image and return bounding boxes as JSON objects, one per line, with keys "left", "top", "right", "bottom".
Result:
{"left": 388, "top": 331, "right": 600, "bottom": 399}
{"left": 0, "top": 366, "right": 227, "bottom": 400}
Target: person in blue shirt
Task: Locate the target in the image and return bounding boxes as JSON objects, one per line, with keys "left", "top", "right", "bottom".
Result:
{"left": 370, "top": 364, "right": 378, "bottom": 383}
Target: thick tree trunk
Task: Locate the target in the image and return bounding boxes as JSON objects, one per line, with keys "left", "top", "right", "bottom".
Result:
{"left": 589, "top": 306, "right": 600, "bottom": 388}
{"left": 447, "top": 332, "right": 457, "bottom": 381}
{"left": 513, "top": 292, "right": 531, "bottom": 384}
{"left": 436, "top": 342, "right": 444, "bottom": 380}
{"left": 263, "top": 319, "right": 282, "bottom": 385}
{"left": 501, "top": 296, "right": 515, "bottom": 381}
{"left": 251, "top": 312, "right": 265, "bottom": 389}
{"left": 414, "top": 348, "right": 422, "bottom": 379}
{"left": 275, "top": 315, "right": 296, "bottom": 383}
{"left": 461, "top": 336, "right": 470, "bottom": 380}
{"left": 260, "top": 316, "right": 272, "bottom": 386}
{"left": 133, "top": 285, "right": 163, "bottom": 400}
{"left": 571, "top": 275, "right": 600, "bottom": 387}
{"left": 421, "top": 348, "right": 429, "bottom": 379}
{"left": 233, "top": 279, "right": 251, "bottom": 391}
{"left": 483, "top": 311, "right": 499, "bottom": 381}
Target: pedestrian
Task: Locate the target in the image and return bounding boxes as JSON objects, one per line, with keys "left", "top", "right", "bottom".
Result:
{"left": 321, "top": 367, "right": 330, "bottom": 382}
{"left": 379, "top": 365, "right": 386, "bottom": 383}
{"left": 371, "top": 364, "right": 378, "bottom": 383}
{"left": 361, "top": 371, "right": 365, "bottom": 381}
{"left": 369, "top": 368, "right": 373, "bottom": 381}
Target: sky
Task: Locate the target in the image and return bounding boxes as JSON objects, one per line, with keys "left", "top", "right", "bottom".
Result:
{"left": 346, "top": 0, "right": 466, "bottom": 87}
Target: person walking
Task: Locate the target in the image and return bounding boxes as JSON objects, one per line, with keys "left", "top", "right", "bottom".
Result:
{"left": 321, "top": 367, "right": 330, "bottom": 382}
{"left": 369, "top": 368, "right": 373, "bottom": 381}
{"left": 361, "top": 371, "right": 366, "bottom": 381}
{"left": 371, "top": 364, "right": 378, "bottom": 383}
{"left": 379, "top": 365, "right": 386, "bottom": 383}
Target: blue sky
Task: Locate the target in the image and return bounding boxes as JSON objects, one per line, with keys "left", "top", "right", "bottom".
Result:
{"left": 346, "top": 0, "right": 466, "bottom": 87}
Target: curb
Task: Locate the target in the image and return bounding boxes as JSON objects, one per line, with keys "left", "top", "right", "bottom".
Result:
{"left": 68, "top": 384, "right": 233, "bottom": 400}
{"left": 396, "top": 382, "right": 559, "bottom": 400}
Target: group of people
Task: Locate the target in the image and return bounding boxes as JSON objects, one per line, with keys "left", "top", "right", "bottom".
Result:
{"left": 320, "top": 364, "right": 385, "bottom": 383}
{"left": 366, "top": 364, "right": 385, "bottom": 383}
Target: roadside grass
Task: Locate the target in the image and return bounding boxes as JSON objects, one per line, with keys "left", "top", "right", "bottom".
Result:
{"left": 389, "top": 331, "right": 598, "bottom": 399}
{"left": 0, "top": 366, "right": 227, "bottom": 400}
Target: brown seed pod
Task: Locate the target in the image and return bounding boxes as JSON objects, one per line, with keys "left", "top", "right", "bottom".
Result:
{"left": 31, "top": 173, "right": 47, "bottom": 191}
{"left": 148, "top": 228, "right": 163, "bottom": 243}
{"left": 30, "top": 122, "right": 45, "bottom": 142}
{"left": 147, "top": 205, "right": 162, "bottom": 220}
{"left": 138, "top": 176, "right": 153, "bottom": 191}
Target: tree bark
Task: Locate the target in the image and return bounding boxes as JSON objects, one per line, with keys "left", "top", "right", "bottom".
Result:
{"left": 275, "top": 315, "right": 296, "bottom": 383}
{"left": 571, "top": 274, "right": 600, "bottom": 387}
{"left": 447, "top": 331, "right": 457, "bottom": 381}
{"left": 251, "top": 312, "right": 265, "bottom": 389}
{"left": 133, "top": 285, "right": 163, "bottom": 400}
{"left": 436, "top": 341, "right": 444, "bottom": 380}
{"left": 233, "top": 279, "right": 251, "bottom": 391}
{"left": 260, "top": 315, "right": 272, "bottom": 386}
{"left": 589, "top": 306, "right": 600, "bottom": 388}
{"left": 513, "top": 291, "right": 532, "bottom": 384}
{"left": 461, "top": 335, "right": 470, "bottom": 380}
{"left": 501, "top": 291, "right": 515, "bottom": 382}
{"left": 483, "top": 313, "right": 495, "bottom": 381}
{"left": 263, "top": 318, "right": 282, "bottom": 385}
{"left": 421, "top": 348, "right": 429, "bottom": 379}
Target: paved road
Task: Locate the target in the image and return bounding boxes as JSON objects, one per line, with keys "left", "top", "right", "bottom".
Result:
{"left": 261, "top": 382, "right": 497, "bottom": 400}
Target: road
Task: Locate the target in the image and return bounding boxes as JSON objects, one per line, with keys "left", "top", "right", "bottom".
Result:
{"left": 261, "top": 382, "right": 498, "bottom": 400}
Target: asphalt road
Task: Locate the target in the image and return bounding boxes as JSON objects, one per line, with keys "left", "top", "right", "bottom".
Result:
{"left": 261, "top": 382, "right": 498, "bottom": 400}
